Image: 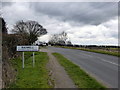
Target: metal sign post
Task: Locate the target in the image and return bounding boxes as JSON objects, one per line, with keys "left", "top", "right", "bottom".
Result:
{"left": 22, "top": 52, "right": 24, "bottom": 68}
{"left": 33, "top": 52, "right": 35, "bottom": 67}
{"left": 17, "top": 46, "right": 39, "bottom": 69}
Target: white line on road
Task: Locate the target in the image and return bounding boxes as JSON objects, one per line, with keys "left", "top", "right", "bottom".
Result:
{"left": 100, "top": 58, "right": 119, "bottom": 66}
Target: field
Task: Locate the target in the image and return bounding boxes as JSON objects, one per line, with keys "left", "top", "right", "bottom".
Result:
{"left": 57, "top": 46, "right": 120, "bottom": 57}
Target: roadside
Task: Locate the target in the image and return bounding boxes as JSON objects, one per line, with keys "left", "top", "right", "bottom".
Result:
{"left": 41, "top": 48, "right": 76, "bottom": 88}
{"left": 52, "top": 53, "right": 106, "bottom": 88}
{"left": 9, "top": 49, "right": 76, "bottom": 88}
{"left": 9, "top": 52, "right": 52, "bottom": 88}
{"left": 48, "top": 46, "right": 118, "bottom": 88}
{"left": 6, "top": 47, "right": 108, "bottom": 88}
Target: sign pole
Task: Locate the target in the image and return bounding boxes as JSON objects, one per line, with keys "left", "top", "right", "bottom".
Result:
{"left": 33, "top": 52, "right": 35, "bottom": 67}
{"left": 22, "top": 52, "right": 24, "bottom": 68}
{"left": 17, "top": 46, "right": 39, "bottom": 68}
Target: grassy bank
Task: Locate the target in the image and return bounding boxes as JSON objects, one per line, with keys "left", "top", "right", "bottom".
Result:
{"left": 10, "top": 52, "right": 52, "bottom": 88}
{"left": 57, "top": 46, "right": 120, "bottom": 57}
{"left": 53, "top": 53, "right": 106, "bottom": 88}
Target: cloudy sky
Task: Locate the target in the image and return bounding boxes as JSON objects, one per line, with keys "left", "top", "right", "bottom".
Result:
{"left": 1, "top": 1, "right": 118, "bottom": 45}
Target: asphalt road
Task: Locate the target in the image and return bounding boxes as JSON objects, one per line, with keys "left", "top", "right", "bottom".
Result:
{"left": 48, "top": 47, "right": 119, "bottom": 88}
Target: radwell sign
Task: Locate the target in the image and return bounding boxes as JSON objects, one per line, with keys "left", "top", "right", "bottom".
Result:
{"left": 17, "top": 46, "right": 39, "bottom": 68}
{"left": 17, "top": 46, "right": 39, "bottom": 51}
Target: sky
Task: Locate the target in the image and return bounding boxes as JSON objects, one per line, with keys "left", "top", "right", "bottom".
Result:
{"left": 1, "top": 1, "right": 118, "bottom": 45}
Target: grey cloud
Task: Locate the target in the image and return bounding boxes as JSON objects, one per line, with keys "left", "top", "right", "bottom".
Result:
{"left": 111, "top": 33, "right": 118, "bottom": 38}
{"left": 1, "top": 2, "right": 118, "bottom": 45}
{"left": 30, "top": 2, "right": 118, "bottom": 25}
{"left": 2, "top": 2, "right": 13, "bottom": 7}
{"left": 79, "top": 35, "right": 97, "bottom": 39}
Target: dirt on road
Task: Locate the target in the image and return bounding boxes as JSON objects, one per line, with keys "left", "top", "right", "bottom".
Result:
{"left": 40, "top": 48, "right": 76, "bottom": 88}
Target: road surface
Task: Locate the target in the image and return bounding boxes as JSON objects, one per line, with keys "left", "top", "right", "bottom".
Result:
{"left": 48, "top": 47, "right": 119, "bottom": 88}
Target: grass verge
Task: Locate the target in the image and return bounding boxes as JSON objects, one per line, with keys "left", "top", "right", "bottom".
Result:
{"left": 9, "top": 52, "right": 52, "bottom": 88}
{"left": 53, "top": 53, "right": 106, "bottom": 88}
{"left": 57, "top": 46, "right": 120, "bottom": 57}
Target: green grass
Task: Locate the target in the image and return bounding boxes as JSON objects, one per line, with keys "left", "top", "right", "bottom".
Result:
{"left": 53, "top": 53, "right": 106, "bottom": 88}
{"left": 57, "top": 46, "right": 120, "bottom": 57}
{"left": 9, "top": 52, "right": 52, "bottom": 88}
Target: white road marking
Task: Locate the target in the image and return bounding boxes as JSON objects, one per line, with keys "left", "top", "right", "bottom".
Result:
{"left": 80, "top": 53, "right": 119, "bottom": 66}
{"left": 100, "top": 58, "right": 119, "bottom": 66}
{"left": 82, "top": 54, "right": 119, "bottom": 66}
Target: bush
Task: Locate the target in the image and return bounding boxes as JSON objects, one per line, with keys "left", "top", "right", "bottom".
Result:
{"left": 2, "top": 34, "right": 29, "bottom": 58}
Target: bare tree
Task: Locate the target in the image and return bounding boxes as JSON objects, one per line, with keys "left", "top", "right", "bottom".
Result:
{"left": 49, "top": 31, "right": 72, "bottom": 45}
{"left": 12, "top": 20, "right": 47, "bottom": 44}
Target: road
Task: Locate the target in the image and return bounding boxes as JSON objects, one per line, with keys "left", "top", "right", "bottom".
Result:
{"left": 48, "top": 47, "right": 119, "bottom": 88}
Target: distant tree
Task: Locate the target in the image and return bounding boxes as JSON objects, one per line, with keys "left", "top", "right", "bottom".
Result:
{"left": 49, "top": 31, "right": 72, "bottom": 46}
{"left": 58, "top": 31, "right": 68, "bottom": 44}
{"left": 12, "top": 20, "right": 47, "bottom": 44}
{"left": 49, "top": 34, "right": 58, "bottom": 45}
